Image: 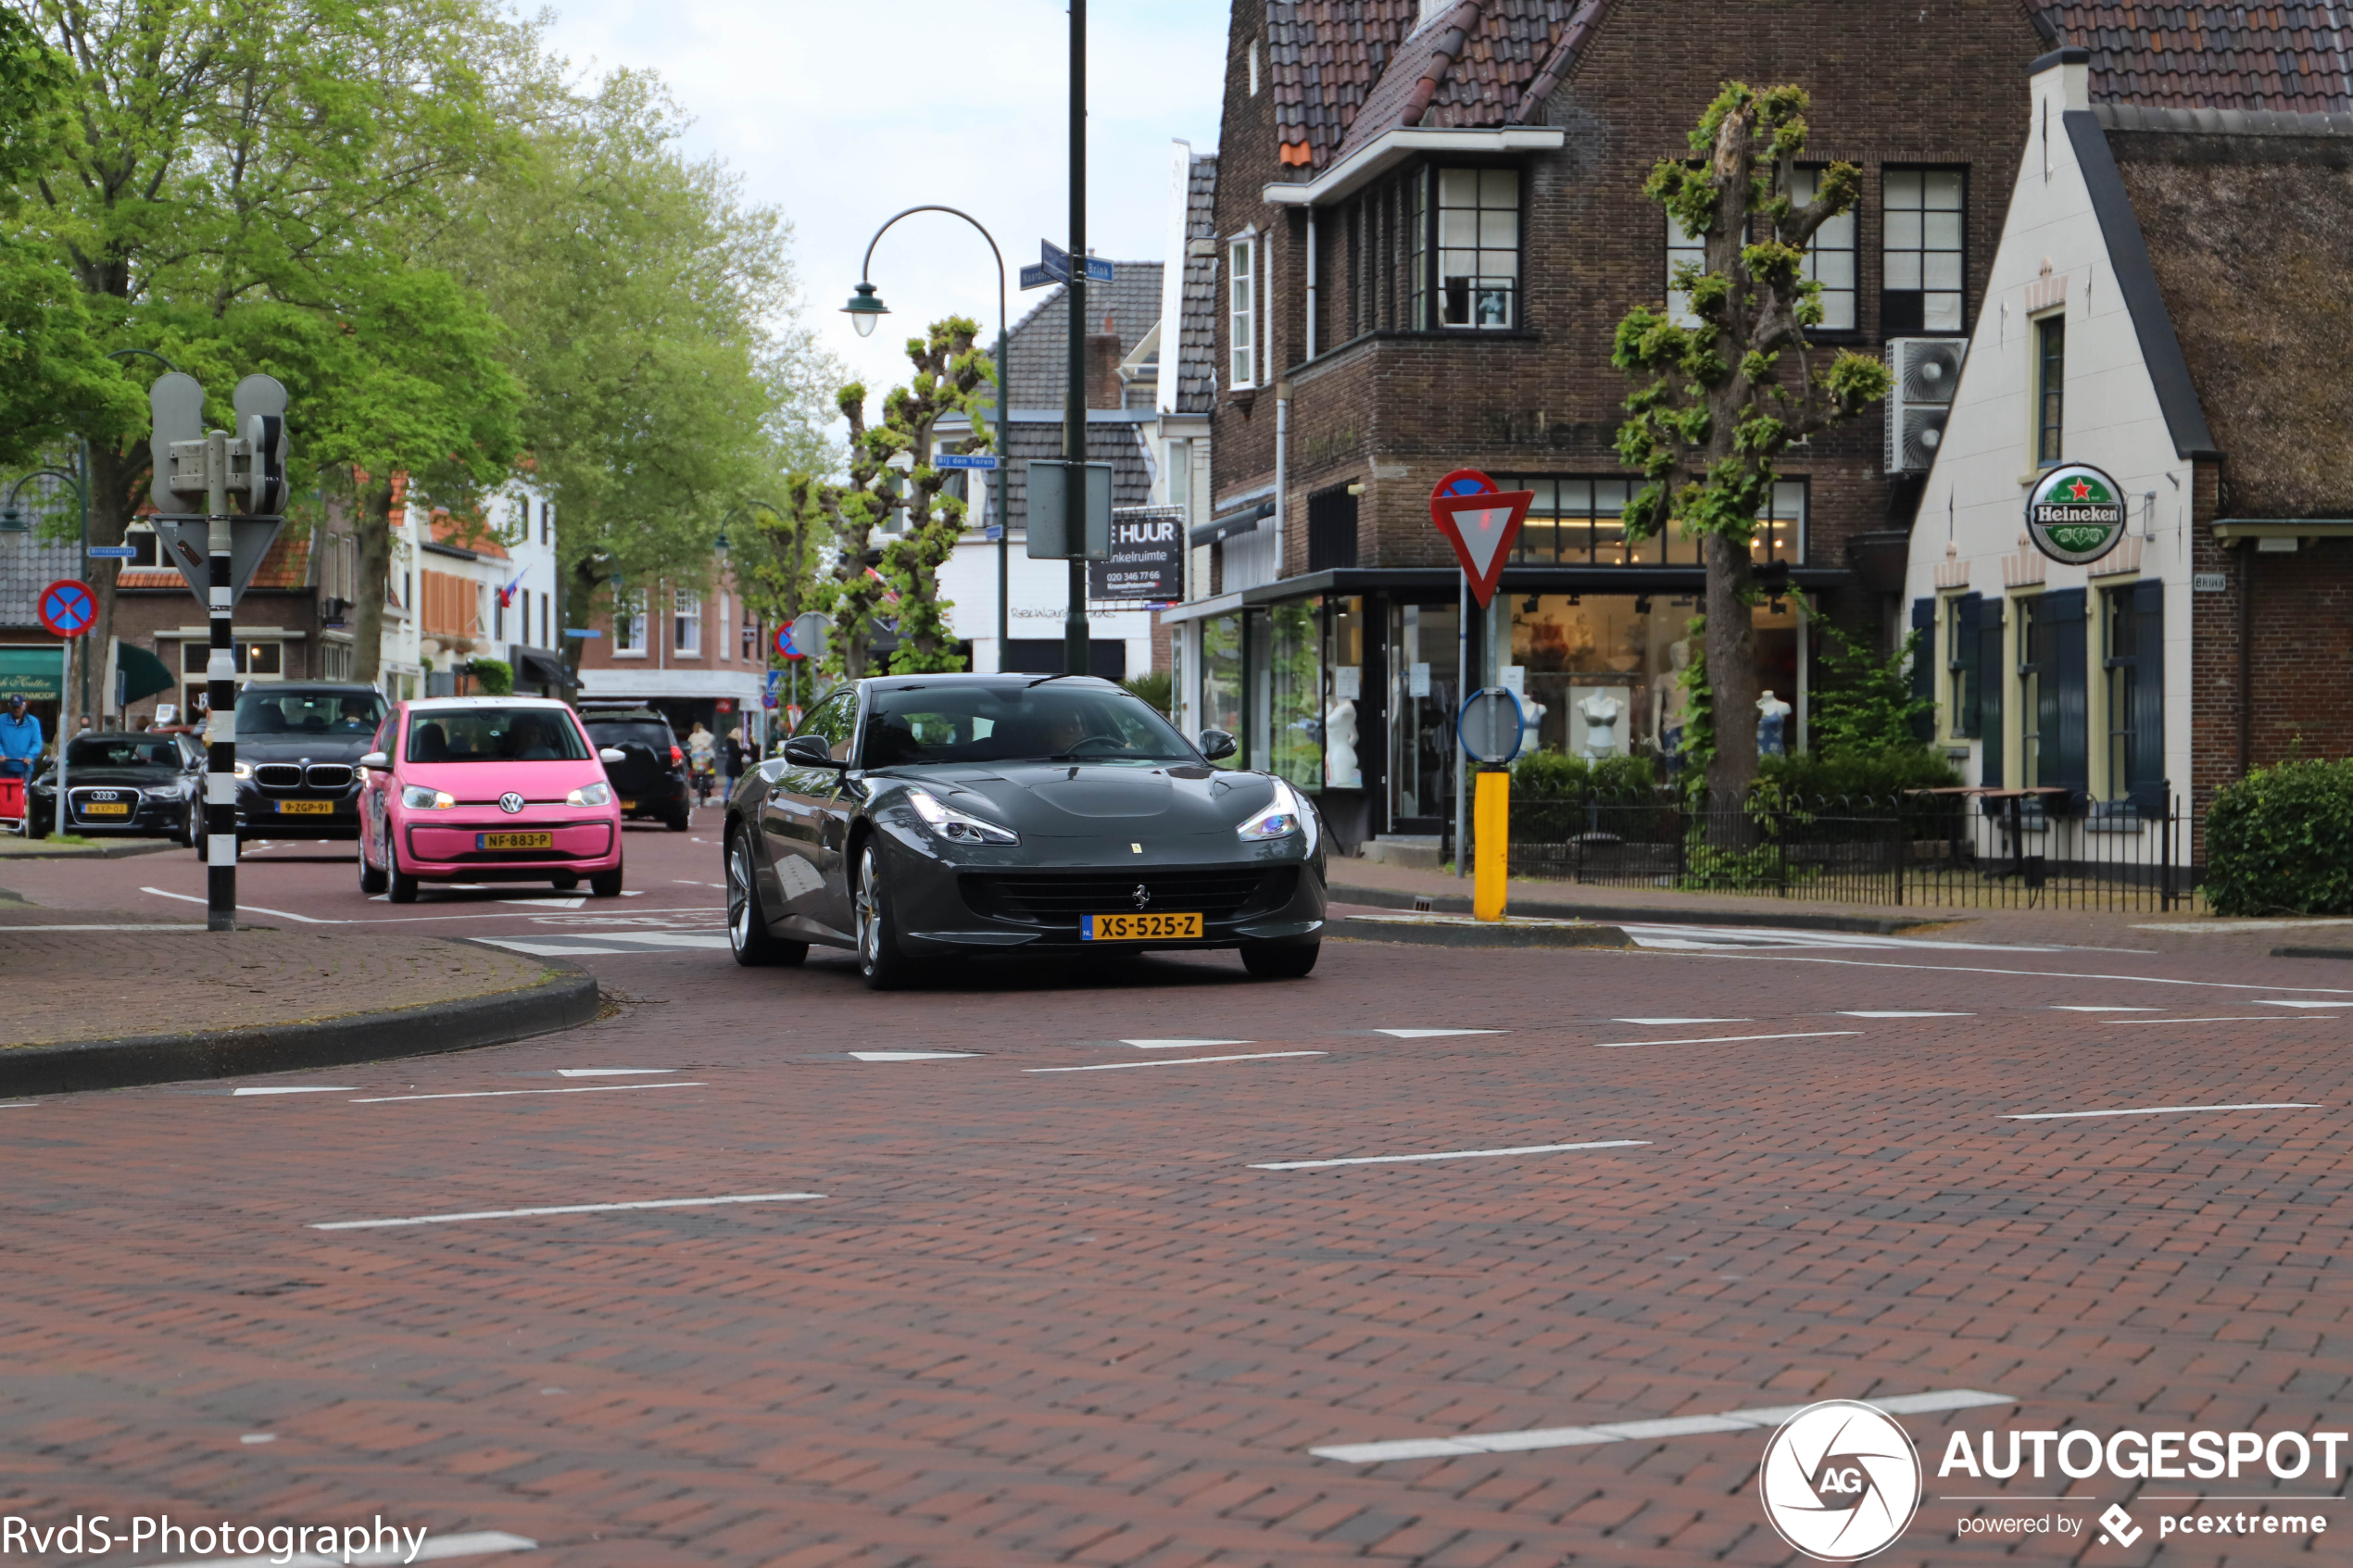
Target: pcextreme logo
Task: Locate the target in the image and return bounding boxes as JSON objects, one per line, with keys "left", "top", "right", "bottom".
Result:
{"left": 1759, "top": 1401, "right": 1922, "bottom": 1562}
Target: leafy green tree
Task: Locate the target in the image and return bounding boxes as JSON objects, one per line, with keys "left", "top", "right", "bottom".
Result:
{"left": 1806, "top": 620, "right": 1934, "bottom": 758}
{"left": 1613, "top": 82, "right": 1892, "bottom": 801}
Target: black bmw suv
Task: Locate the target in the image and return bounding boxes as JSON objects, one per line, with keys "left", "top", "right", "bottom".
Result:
{"left": 229, "top": 683, "right": 388, "bottom": 843}
{"left": 578, "top": 705, "right": 692, "bottom": 830}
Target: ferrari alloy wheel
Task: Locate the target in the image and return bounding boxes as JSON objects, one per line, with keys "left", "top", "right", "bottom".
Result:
{"left": 854, "top": 845, "right": 912, "bottom": 990}
{"left": 726, "top": 827, "right": 806, "bottom": 968}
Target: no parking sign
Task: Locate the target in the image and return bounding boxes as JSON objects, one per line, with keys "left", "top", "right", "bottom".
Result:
{"left": 38, "top": 580, "right": 94, "bottom": 638}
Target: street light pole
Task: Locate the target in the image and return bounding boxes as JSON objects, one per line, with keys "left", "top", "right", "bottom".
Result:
{"left": 845, "top": 207, "right": 1012, "bottom": 666}
{"left": 1063, "top": 0, "right": 1089, "bottom": 677}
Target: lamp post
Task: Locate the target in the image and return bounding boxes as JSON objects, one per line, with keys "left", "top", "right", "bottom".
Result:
{"left": 842, "top": 207, "right": 1012, "bottom": 667}
{"left": 1064, "top": 0, "right": 1088, "bottom": 677}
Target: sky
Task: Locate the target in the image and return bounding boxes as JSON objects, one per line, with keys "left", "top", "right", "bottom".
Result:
{"left": 535, "top": 0, "right": 1232, "bottom": 414}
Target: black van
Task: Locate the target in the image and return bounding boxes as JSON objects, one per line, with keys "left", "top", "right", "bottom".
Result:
{"left": 578, "top": 704, "right": 692, "bottom": 830}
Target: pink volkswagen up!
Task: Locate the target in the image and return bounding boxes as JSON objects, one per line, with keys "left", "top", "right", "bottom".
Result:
{"left": 356, "top": 696, "right": 627, "bottom": 903}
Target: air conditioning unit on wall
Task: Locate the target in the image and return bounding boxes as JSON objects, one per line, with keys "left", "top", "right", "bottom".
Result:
{"left": 1884, "top": 337, "right": 1968, "bottom": 474}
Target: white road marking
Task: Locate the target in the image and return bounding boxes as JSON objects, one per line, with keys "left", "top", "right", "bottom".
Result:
{"left": 2100, "top": 1015, "right": 2335, "bottom": 1026}
{"left": 350, "top": 1083, "right": 705, "bottom": 1104}
{"left": 1614, "top": 1017, "right": 1749, "bottom": 1024}
{"left": 850, "top": 1050, "right": 977, "bottom": 1061}
{"left": 1027, "top": 1051, "right": 1326, "bottom": 1074}
{"left": 2257, "top": 999, "right": 2353, "bottom": 1009}
{"left": 2004, "top": 1102, "right": 2322, "bottom": 1121}
{"left": 2051, "top": 1005, "right": 2161, "bottom": 1011}
{"left": 621, "top": 890, "right": 644, "bottom": 897}
{"left": 1252, "top": 1139, "right": 1649, "bottom": 1171}
{"left": 1677, "top": 952, "right": 2353, "bottom": 996}
{"left": 0, "top": 922, "right": 207, "bottom": 931}
{"left": 142, "top": 886, "right": 341, "bottom": 923}
{"left": 581, "top": 931, "right": 733, "bottom": 948}
{"left": 1310, "top": 1389, "right": 2015, "bottom": 1464}
{"left": 155, "top": 1530, "right": 537, "bottom": 1567}
{"left": 232, "top": 1086, "right": 353, "bottom": 1097}
{"left": 497, "top": 897, "right": 585, "bottom": 909}
{"left": 239, "top": 1432, "right": 275, "bottom": 1444}
{"left": 1120, "top": 1037, "right": 1252, "bottom": 1049}
{"left": 1836, "top": 1010, "right": 1972, "bottom": 1018}
{"left": 311, "top": 1194, "right": 823, "bottom": 1230}
{"left": 1373, "top": 1028, "right": 1504, "bottom": 1037}
{"left": 554, "top": 1068, "right": 675, "bottom": 1077}
{"left": 468, "top": 941, "right": 637, "bottom": 956}
{"left": 1593, "top": 1030, "right": 1864, "bottom": 1048}
{"left": 0, "top": 1102, "right": 32, "bottom": 1110}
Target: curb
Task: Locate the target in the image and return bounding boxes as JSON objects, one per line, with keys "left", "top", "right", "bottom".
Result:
{"left": 2272, "top": 947, "right": 2353, "bottom": 961}
{"left": 0, "top": 947, "right": 600, "bottom": 1098}
{"left": 1330, "top": 882, "right": 1951, "bottom": 935}
{"left": 0, "top": 837, "right": 181, "bottom": 860}
{"left": 1333, "top": 915, "right": 1637, "bottom": 950}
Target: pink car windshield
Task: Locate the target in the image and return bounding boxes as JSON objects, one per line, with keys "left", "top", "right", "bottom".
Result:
{"left": 407, "top": 709, "right": 588, "bottom": 763}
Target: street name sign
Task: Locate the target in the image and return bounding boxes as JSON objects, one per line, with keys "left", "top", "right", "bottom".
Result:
{"left": 935, "top": 453, "right": 999, "bottom": 470}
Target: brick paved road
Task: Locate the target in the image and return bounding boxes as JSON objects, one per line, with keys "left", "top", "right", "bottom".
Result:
{"left": 2, "top": 825, "right": 2349, "bottom": 1565}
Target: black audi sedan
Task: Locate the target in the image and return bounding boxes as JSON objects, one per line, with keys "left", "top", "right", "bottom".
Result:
{"left": 228, "top": 683, "right": 388, "bottom": 844}
{"left": 578, "top": 704, "right": 694, "bottom": 830}
{"left": 27, "top": 732, "right": 205, "bottom": 842}
{"left": 723, "top": 673, "right": 1327, "bottom": 987}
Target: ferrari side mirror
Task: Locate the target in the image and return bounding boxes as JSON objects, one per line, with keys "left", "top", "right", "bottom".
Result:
{"left": 1198, "top": 730, "right": 1238, "bottom": 762}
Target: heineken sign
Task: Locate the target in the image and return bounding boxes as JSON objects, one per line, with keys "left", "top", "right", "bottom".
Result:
{"left": 2026, "top": 462, "right": 2129, "bottom": 564}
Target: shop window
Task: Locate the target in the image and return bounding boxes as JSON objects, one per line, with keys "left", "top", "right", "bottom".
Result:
{"left": 2034, "top": 314, "right": 2065, "bottom": 468}
{"left": 1390, "top": 600, "right": 1459, "bottom": 822}
{"left": 1501, "top": 476, "right": 1805, "bottom": 566}
{"left": 1198, "top": 612, "right": 1244, "bottom": 769}
{"left": 1881, "top": 168, "right": 1966, "bottom": 334}
{"left": 1227, "top": 237, "right": 1256, "bottom": 388}
{"left": 1434, "top": 169, "right": 1517, "bottom": 328}
{"left": 1790, "top": 166, "right": 1857, "bottom": 331}
{"left": 1268, "top": 598, "right": 1322, "bottom": 791}
{"left": 2103, "top": 581, "right": 2165, "bottom": 811}
{"left": 1325, "top": 596, "right": 1365, "bottom": 790}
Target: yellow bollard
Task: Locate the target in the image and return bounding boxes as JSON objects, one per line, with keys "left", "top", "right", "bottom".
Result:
{"left": 1474, "top": 769, "right": 1508, "bottom": 921}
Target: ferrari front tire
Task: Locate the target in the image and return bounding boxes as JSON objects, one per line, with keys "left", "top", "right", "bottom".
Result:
{"left": 854, "top": 844, "right": 912, "bottom": 990}
{"left": 726, "top": 826, "right": 806, "bottom": 968}
{"left": 1240, "top": 940, "right": 1320, "bottom": 980}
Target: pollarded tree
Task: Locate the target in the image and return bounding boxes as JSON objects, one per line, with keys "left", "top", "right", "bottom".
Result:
{"left": 1613, "top": 82, "right": 1892, "bottom": 801}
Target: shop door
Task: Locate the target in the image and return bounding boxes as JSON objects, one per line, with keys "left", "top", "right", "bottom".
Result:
{"left": 1388, "top": 601, "right": 1459, "bottom": 827}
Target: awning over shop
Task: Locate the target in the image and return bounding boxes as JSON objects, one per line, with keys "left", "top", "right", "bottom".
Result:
{"left": 512, "top": 646, "right": 573, "bottom": 688}
{"left": 0, "top": 645, "right": 63, "bottom": 698}
{"left": 1190, "top": 501, "right": 1273, "bottom": 548}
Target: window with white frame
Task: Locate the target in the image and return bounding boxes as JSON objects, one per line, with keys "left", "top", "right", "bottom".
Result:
{"left": 1246, "top": 37, "right": 1259, "bottom": 96}
{"left": 1790, "top": 166, "right": 1857, "bottom": 331}
{"left": 673, "top": 589, "right": 701, "bottom": 656}
{"left": 1667, "top": 211, "right": 1705, "bottom": 327}
{"left": 538, "top": 502, "right": 551, "bottom": 546}
{"left": 1434, "top": 169, "right": 1518, "bottom": 328}
{"left": 615, "top": 590, "right": 647, "bottom": 655}
{"left": 1881, "top": 168, "right": 1966, "bottom": 333}
{"left": 1227, "top": 237, "right": 1256, "bottom": 387}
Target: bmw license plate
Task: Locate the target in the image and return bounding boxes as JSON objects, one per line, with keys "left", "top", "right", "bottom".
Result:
{"left": 1083, "top": 911, "right": 1202, "bottom": 941}
{"left": 478, "top": 832, "right": 554, "bottom": 851}
{"left": 81, "top": 802, "right": 130, "bottom": 817}
{"left": 275, "top": 799, "right": 333, "bottom": 815}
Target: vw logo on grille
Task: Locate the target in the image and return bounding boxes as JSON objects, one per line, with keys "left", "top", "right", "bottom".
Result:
{"left": 497, "top": 792, "right": 526, "bottom": 815}
{"left": 88, "top": 790, "right": 119, "bottom": 801}
{"left": 1131, "top": 884, "right": 1151, "bottom": 909}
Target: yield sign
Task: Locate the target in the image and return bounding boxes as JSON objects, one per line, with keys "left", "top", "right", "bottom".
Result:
{"left": 1428, "top": 471, "right": 1533, "bottom": 608}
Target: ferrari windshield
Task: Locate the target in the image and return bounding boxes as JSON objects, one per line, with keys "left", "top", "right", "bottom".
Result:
{"left": 863, "top": 683, "right": 1195, "bottom": 768}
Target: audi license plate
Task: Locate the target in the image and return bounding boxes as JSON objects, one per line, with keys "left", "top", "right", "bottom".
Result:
{"left": 80, "top": 802, "right": 130, "bottom": 817}
{"left": 477, "top": 831, "right": 553, "bottom": 851}
{"left": 275, "top": 799, "right": 333, "bottom": 815}
{"left": 1082, "top": 911, "right": 1202, "bottom": 942}
{"left": 620, "top": 799, "right": 636, "bottom": 811}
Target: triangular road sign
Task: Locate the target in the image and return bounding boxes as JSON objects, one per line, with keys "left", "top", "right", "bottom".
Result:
{"left": 1429, "top": 486, "right": 1534, "bottom": 607}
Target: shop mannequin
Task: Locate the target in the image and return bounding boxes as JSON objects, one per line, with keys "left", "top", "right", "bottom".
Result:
{"left": 1325, "top": 697, "right": 1359, "bottom": 787}
{"left": 1578, "top": 690, "right": 1625, "bottom": 759}
{"left": 1654, "top": 641, "right": 1692, "bottom": 772}
{"left": 1756, "top": 689, "right": 1793, "bottom": 758}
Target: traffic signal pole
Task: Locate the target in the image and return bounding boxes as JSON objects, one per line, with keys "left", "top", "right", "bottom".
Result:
{"left": 1063, "top": 0, "right": 1089, "bottom": 678}
{"left": 204, "top": 430, "right": 237, "bottom": 932}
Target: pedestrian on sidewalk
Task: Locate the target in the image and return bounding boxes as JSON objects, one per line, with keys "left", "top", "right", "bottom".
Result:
{"left": 0, "top": 696, "right": 42, "bottom": 780}
{"left": 723, "top": 725, "right": 745, "bottom": 797}
{"left": 686, "top": 721, "right": 716, "bottom": 805}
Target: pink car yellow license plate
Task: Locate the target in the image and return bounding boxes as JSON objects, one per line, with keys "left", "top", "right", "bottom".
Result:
{"left": 1082, "top": 911, "right": 1202, "bottom": 941}
{"left": 477, "top": 831, "right": 554, "bottom": 851}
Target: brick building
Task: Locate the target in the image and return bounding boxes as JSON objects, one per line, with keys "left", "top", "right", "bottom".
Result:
{"left": 1902, "top": 25, "right": 2353, "bottom": 865}
{"left": 1167, "top": 0, "right": 2129, "bottom": 853}
{"left": 574, "top": 554, "right": 777, "bottom": 749}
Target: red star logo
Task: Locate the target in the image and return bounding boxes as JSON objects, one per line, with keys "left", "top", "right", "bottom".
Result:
{"left": 2069, "top": 480, "right": 2094, "bottom": 501}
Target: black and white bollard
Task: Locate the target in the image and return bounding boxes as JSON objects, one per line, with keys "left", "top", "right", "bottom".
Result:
{"left": 204, "top": 430, "right": 236, "bottom": 933}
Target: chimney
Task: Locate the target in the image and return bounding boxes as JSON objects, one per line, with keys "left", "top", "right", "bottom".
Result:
{"left": 1085, "top": 309, "right": 1124, "bottom": 410}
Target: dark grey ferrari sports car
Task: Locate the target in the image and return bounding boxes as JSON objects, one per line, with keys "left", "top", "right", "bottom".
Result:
{"left": 722, "top": 673, "right": 1327, "bottom": 987}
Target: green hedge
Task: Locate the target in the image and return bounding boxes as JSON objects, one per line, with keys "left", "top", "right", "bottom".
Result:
{"left": 2205, "top": 759, "right": 2353, "bottom": 916}
{"left": 1512, "top": 750, "right": 1657, "bottom": 800}
{"left": 1755, "top": 746, "right": 1961, "bottom": 806}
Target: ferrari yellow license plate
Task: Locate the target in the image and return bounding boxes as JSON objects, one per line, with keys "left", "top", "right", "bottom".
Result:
{"left": 81, "top": 802, "right": 129, "bottom": 817}
{"left": 477, "top": 831, "right": 554, "bottom": 850}
{"left": 1083, "top": 911, "right": 1202, "bottom": 942}
{"left": 275, "top": 799, "right": 333, "bottom": 815}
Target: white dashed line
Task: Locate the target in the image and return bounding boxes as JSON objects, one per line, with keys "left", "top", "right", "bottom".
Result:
{"left": 233, "top": 1086, "right": 354, "bottom": 1097}
{"left": 1372, "top": 1028, "right": 1504, "bottom": 1038}
{"left": 2003, "top": 1102, "right": 2322, "bottom": 1121}
{"left": 1593, "top": 1031, "right": 1863, "bottom": 1049}
{"left": 850, "top": 1050, "right": 977, "bottom": 1061}
{"left": 1120, "top": 1037, "right": 1253, "bottom": 1049}
{"left": 554, "top": 1068, "right": 675, "bottom": 1077}
{"left": 350, "top": 1083, "right": 705, "bottom": 1104}
{"left": 1835, "top": 1010, "right": 1971, "bottom": 1018}
{"left": 1613, "top": 1017, "right": 1749, "bottom": 1025}
{"left": 311, "top": 1193, "right": 824, "bottom": 1230}
{"left": 1028, "top": 1052, "right": 1326, "bottom": 1074}
{"left": 1252, "top": 1139, "right": 1649, "bottom": 1171}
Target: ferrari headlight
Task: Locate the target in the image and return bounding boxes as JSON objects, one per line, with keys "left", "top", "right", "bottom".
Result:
{"left": 904, "top": 786, "right": 1019, "bottom": 847}
{"left": 1238, "top": 779, "right": 1310, "bottom": 842}
{"left": 566, "top": 782, "right": 612, "bottom": 807}
{"left": 401, "top": 784, "right": 455, "bottom": 809}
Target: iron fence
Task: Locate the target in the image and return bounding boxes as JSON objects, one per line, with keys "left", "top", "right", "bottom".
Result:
{"left": 1501, "top": 790, "right": 2190, "bottom": 910}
